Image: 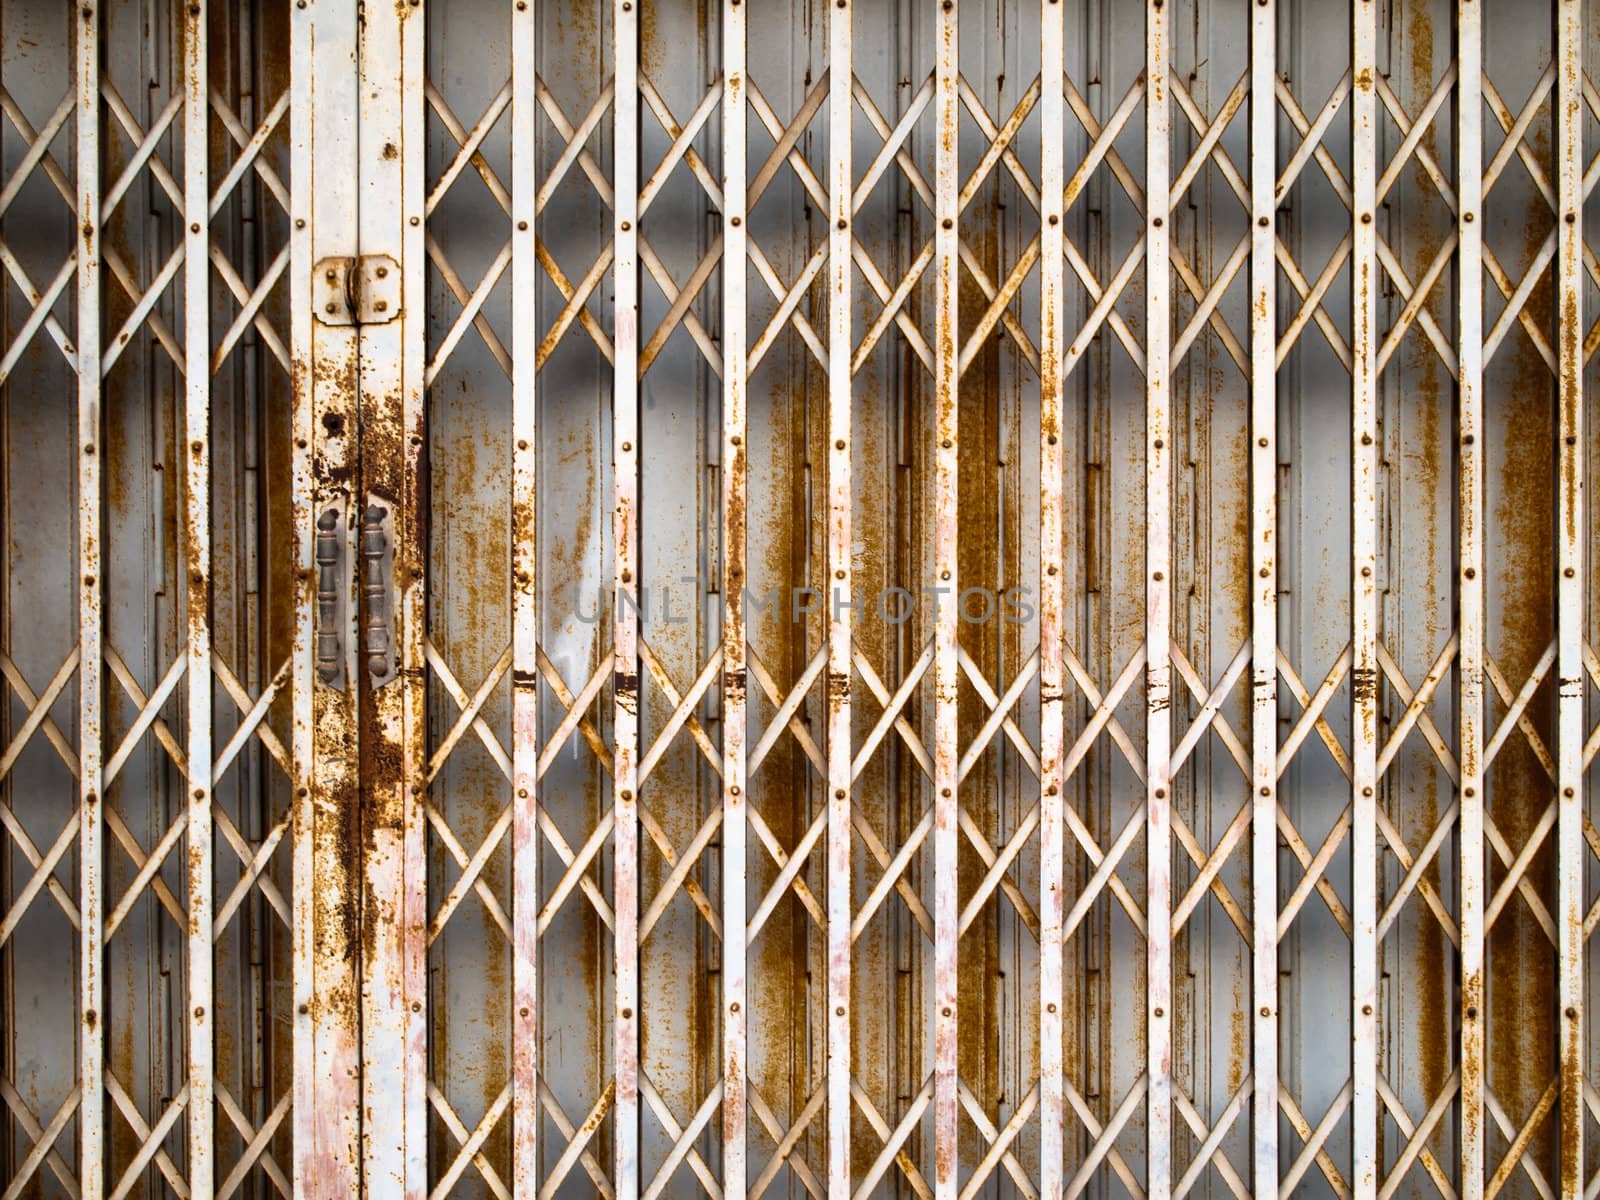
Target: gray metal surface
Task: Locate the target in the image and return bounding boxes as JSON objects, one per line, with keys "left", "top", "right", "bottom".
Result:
{"left": 0, "top": 0, "right": 1597, "bottom": 1197}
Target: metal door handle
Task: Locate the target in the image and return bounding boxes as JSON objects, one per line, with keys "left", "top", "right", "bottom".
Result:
{"left": 361, "top": 503, "right": 394, "bottom": 682}
{"left": 315, "top": 507, "right": 343, "bottom": 686}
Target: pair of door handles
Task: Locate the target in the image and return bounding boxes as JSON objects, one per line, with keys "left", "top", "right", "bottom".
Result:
{"left": 316, "top": 502, "right": 397, "bottom": 689}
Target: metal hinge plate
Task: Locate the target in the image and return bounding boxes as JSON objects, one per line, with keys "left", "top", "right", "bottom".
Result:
{"left": 314, "top": 254, "right": 402, "bottom": 326}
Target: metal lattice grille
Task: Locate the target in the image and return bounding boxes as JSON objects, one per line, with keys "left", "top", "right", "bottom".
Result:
{"left": 3, "top": 0, "right": 1599, "bottom": 1198}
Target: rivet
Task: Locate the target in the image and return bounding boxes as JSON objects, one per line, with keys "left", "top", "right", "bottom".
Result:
{"left": 941, "top": 569, "right": 951, "bottom": 580}
{"left": 410, "top": 216, "right": 421, "bottom": 226}
{"left": 518, "top": 788, "right": 528, "bottom": 798}
{"left": 299, "top": 1003, "right": 309, "bottom": 1014}
{"left": 836, "top": 439, "right": 846, "bottom": 450}
{"left": 1463, "top": 212, "right": 1475, "bottom": 223}
{"left": 622, "top": 441, "right": 632, "bottom": 452}
{"left": 1260, "top": 1005, "right": 1271, "bottom": 1017}
{"left": 621, "top": 1006, "right": 633, "bottom": 1018}
{"left": 730, "top": 1001, "right": 740, "bottom": 1012}
{"left": 1260, "top": 567, "right": 1269, "bottom": 577}
{"left": 1259, "top": 437, "right": 1268, "bottom": 448}
{"left": 835, "top": 789, "right": 846, "bottom": 799}
{"left": 836, "top": 569, "right": 846, "bottom": 580}
{"left": 1566, "top": 212, "right": 1577, "bottom": 224}
{"left": 190, "top": 222, "right": 201, "bottom": 233}
{"left": 1152, "top": 216, "right": 1163, "bottom": 228}
{"left": 1261, "top": 786, "right": 1271, "bottom": 796}
{"left": 1565, "top": 567, "right": 1576, "bottom": 577}
{"left": 1048, "top": 1002, "right": 1058, "bottom": 1012}
{"left": 1362, "top": 432, "right": 1373, "bottom": 445}
{"left": 296, "top": 218, "right": 306, "bottom": 228}
{"left": 1049, "top": 214, "right": 1059, "bottom": 225}
{"left": 942, "top": 218, "right": 953, "bottom": 229}
{"left": 1466, "top": 1006, "right": 1477, "bottom": 1019}
{"left": 1154, "top": 787, "right": 1166, "bottom": 799}
{"left": 1153, "top": 571, "right": 1164, "bottom": 581}
{"left": 730, "top": 216, "right": 741, "bottom": 227}
{"left": 1568, "top": 1006, "right": 1579, "bottom": 1019}
{"left": 837, "top": 218, "right": 847, "bottom": 230}
{"left": 84, "top": 443, "right": 95, "bottom": 455}
{"left": 1362, "top": 1003, "right": 1373, "bottom": 1015}
{"left": 1258, "top": 216, "right": 1269, "bottom": 227}
{"left": 1153, "top": 1006, "right": 1164, "bottom": 1018}
{"left": 942, "top": 1005, "right": 952, "bottom": 1015}
{"left": 1360, "top": 212, "right": 1372, "bottom": 224}
{"left": 1361, "top": 565, "right": 1373, "bottom": 577}
{"left": 620, "top": 220, "right": 632, "bottom": 231}
{"left": 195, "top": 1006, "right": 205, "bottom": 1018}
{"left": 941, "top": 788, "right": 952, "bottom": 797}
{"left": 730, "top": 785, "right": 741, "bottom": 796}
{"left": 1464, "top": 567, "right": 1476, "bottom": 579}
{"left": 193, "top": 788, "right": 205, "bottom": 800}
{"left": 942, "top": 438, "right": 953, "bottom": 448}
{"left": 1565, "top": 787, "right": 1576, "bottom": 798}
{"left": 836, "top": 1005, "right": 845, "bottom": 1015}
{"left": 520, "top": 1006, "right": 530, "bottom": 1017}
{"left": 412, "top": 1001, "right": 422, "bottom": 1012}
{"left": 1464, "top": 786, "right": 1475, "bottom": 797}
{"left": 1153, "top": 438, "right": 1164, "bottom": 449}
{"left": 1362, "top": 786, "right": 1374, "bottom": 797}
{"left": 621, "top": 789, "right": 633, "bottom": 801}
{"left": 375, "top": 266, "right": 388, "bottom": 278}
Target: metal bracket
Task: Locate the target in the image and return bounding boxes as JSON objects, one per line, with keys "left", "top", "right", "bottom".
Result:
{"left": 313, "top": 254, "right": 402, "bottom": 326}
{"left": 315, "top": 502, "right": 348, "bottom": 690}
{"left": 361, "top": 498, "right": 399, "bottom": 688}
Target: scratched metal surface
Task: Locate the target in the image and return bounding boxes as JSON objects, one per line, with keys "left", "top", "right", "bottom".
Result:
{"left": 1, "top": 0, "right": 1598, "bottom": 1198}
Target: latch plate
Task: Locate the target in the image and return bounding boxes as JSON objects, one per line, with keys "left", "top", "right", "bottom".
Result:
{"left": 313, "top": 254, "right": 402, "bottom": 326}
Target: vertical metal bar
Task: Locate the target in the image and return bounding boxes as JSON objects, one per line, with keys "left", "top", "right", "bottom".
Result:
{"left": 721, "top": 0, "right": 749, "bottom": 1191}
{"left": 1039, "top": 0, "right": 1066, "bottom": 1192}
{"left": 1144, "top": 1, "right": 1172, "bottom": 1196}
{"left": 300, "top": 2, "right": 362, "bottom": 1195}
{"left": 1555, "top": 1, "right": 1585, "bottom": 1191}
{"left": 76, "top": 2, "right": 104, "bottom": 1195}
{"left": 511, "top": 0, "right": 540, "bottom": 1193}
{"left": 289, "top": 0, "right": 316, "bottom": 1183}
{"left": 825, "top": 0, "right": 854, "bottom": 1193}
{"left": 358, "top": 0, "right": 428, "bottom": 1193}
{"left": 1248, "top": 1, "right": 1278, "bottom": 1194}
{"left": 932, "top": 1, "right": 961, "bottom": 1195}
{"left": 1455, "top": 3, "right": 1485, "bottom": 1195}
{"left": 1350, "top": 0, "right": 1380, "bottom": 1193}
{"left": 613, "top": 0, "right": 641, "bottom": 1191}
{"left": 182, "top": 1, "right": 215, "bottom": 1193}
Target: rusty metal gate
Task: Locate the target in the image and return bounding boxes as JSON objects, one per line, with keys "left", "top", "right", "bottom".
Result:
{"left": 2, "top": 0, "right": 1599, "bottom": 1196}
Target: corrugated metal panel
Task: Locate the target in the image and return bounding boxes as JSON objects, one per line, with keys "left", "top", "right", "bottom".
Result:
{"left": 1, "top": 0, "right": 1597, "bottom": 1197}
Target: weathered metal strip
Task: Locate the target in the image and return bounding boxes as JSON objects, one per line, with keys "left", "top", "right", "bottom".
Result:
{"left": 932, "top": 2, "right": 961, "bottom": 1194}
{"left": 1455, "top": 4, "right": 1485, "bottom": 1194}
{"left": 1248, "top": 3, "right": 1278, "bottom": 1194}
{"left": 357, "top": 0, "right": 426, "bottom": 1192}
{"left": 76, "top": 2, "right": 104, "bottom": 1194}
{"left": 1555, "top": 0, "right": 1585, "bottom": 1190}
{"left": 299, "top": 0, "right": 363, "bottom": 1193}
{"left": 1351, "top": 0, "right": 1380, "bottom": 1193}
{"left": 614, "top": 0, "right": 642, "bottom": 1191}
{"left": 722, "top": 0, "right": 749, "bottom": 1190}
{"left": 1038, "top": 0, "right": 1067, "bottom": 1194}
{"left": 182, "top": 0, "right": 215, "bottom": 1191}
{"left": 511, "top": 0, "right": 540, "bottom": 1192}
{"left": 826, "top": 1, "right": 853, "bottom": 1193}
{"left": 1145, "top": 2, "right": 1173, "bottom": 1196}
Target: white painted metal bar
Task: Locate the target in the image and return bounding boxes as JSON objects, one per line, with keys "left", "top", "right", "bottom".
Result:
{"left": 825, "top": 0, "right": 853, "bottom": 1192}
{"left": 76, "top": 2, "right": 104, "bottom": 1194}
{"left": 721, "top": 0, "right": 749, "bottom": 1190}
{"left": 1038, "top": 0, "right": 1066, "bottom": 1194}
{"left": 932, "top": 1, "right": 961, "bottom": 1195}
{"left": 1555, "top": 0, "right": 1585, "bottom": 1191}
{"left": 355, "top": 0, "right": 426, "bottom": 1193}
{"left": 613, "top": 0, "right": 642, "bottom": 1191}
{"left": 510, "top": 0, "right": 540, "bottom": 1192}
{"left": 182, "top": 1, "right": 215, "bottom": 1192}
{"left": 1248, "top": 2, "right": 1278, "bottom": 1195}
{"left": 1455, "top": 4, "right": 1485, "bottom": 1195}
{"left": 1350, "top": 0, "right": 1380, "bottom": 1194}
{"left": 1145, "top": 1, "right": 1172, "bottom": 1196}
